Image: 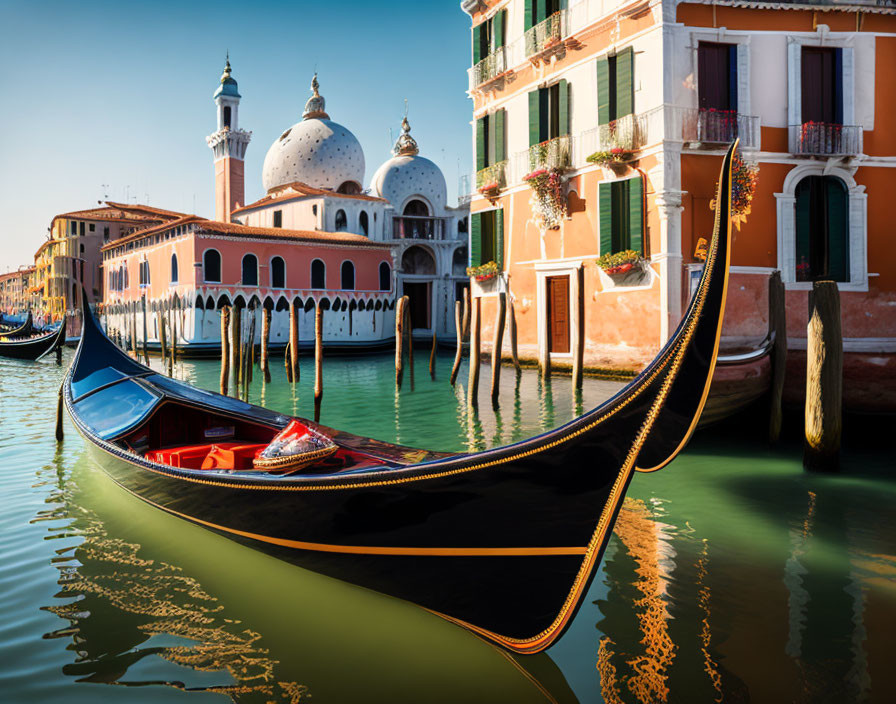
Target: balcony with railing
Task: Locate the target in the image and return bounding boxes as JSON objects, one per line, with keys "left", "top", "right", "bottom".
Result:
{"left": 469, "top": 47, "right": 508, "bottom": 90}
{"left": 391, "top": 216, "right": 447, "bottom": 241}
{"left": 475, "top": 160, "right": 508, "bottom": 191}
{"left": 790, "top": 123, "right": 863, "bottom": 157}
{"left": 679, "top": 108, "right": 760, "bottom": 149}
{"left": 524, "top": 11, "right": 565, "bottom": 59}
{"left": 518, "top": 135, "right": 571, "bottom": 176}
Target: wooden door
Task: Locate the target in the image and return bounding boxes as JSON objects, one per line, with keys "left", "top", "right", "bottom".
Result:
{"left": 547, "top": 276, "right": 570, "bottom": 354}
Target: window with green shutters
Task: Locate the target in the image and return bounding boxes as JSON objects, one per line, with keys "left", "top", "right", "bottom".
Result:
{"left": 475, "top": 109, "right": 507, "bottom": 186}
{"left": 472, "top": 10, "right": 507, "bottom": 67}
{"left": 527, "top": 81, "right": 571, "bottom": 170}
{"left": 795, "top": 175, "right": 848, "bottom": 282}
{"left": 596, "top": 47, "right": 635, "bottom": 125}
{"left": 469, "top": 210, "right": 505, "bottom": 269}
{"left": 598, "top": 177, "right": 643, "bottom": 256}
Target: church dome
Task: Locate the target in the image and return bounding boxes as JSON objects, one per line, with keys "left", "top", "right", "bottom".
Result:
{"left": 370, "top": 117, "right": 446, "bottom": 212}
{"left": 261, "top": 75, "right": 365, "bottom": 193}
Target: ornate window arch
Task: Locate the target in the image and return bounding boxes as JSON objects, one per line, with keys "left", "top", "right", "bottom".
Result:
{"left": 270, "top": 256, "right": 286, "bottom": 289}
{"left": 776, "top": 163, "right": 867, "bottom": 291}
{"left": 241, "top": 253, "right": 258, "bottom": 286}
{"left": 203, "top": 249, "right": 222, "bottom": 284}
{"left": 310, "top": 259, "right": 326, "bottom": 289}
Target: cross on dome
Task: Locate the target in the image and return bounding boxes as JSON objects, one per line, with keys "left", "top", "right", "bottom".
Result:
{"left": 302, "top": 73, "right": 330, "bottom": 120}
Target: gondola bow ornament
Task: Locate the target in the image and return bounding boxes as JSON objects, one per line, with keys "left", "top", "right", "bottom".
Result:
{"left": 63, "top": 142, "right": 738, "bottom": 654}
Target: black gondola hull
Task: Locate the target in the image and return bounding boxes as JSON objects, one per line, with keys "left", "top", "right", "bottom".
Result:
{"left": 0, "top": 321, "right": 65, "bottom": 360}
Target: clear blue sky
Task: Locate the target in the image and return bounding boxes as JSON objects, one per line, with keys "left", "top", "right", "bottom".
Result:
{"left": 0, "top": 0, "right": 472, "bottom": 270}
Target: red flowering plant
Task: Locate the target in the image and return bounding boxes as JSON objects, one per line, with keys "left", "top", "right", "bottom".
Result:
{"left": 523, "top": 168, "right": 566, "bottom": 230}
{"left": 710, "top": 148, "right": 759, "bottom": 230}
{"left": 466, "top": 260, "right": 499, "bottom": 282}
{"left": 586, "top": 147, "right": 635, "bottom": 166}
{"left": 478, "top": 182, "right": 501, "bottom": 199}
{"left": 596, "top": 250, "right": 645, "bottom": 276}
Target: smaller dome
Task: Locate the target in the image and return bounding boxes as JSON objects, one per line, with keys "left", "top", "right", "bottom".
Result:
{"left": 303, "top": 74, "right": 329, "bottom": 120}
{"left": 370, "top": 116, "right": 447, "bottom": 212}
{"left": 213, "top": 56, "right": 240, "bottom": 99}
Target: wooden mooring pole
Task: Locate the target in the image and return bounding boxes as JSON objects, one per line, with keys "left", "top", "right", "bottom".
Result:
{"left": 157, "top": 311, "right": 168, "bottom": 371}
{"left": 230, "top": 304, "right": 241, "bottom": 392}
{"left": 261, "top": 307, "right": 272, "bottom": 383}
{"left": 429, "top": 330, "right": 437, "bottom": 380}
{"left": 395, "top": 296, "right": 407, "bottom": 387}
{"left": 314, "top": 304, "right": 324, "bottom": 423}
{"left": 571, "top": 266, "right": 585, "bottom": 390}
{"left": 508, "top": 297, "right": 520, "bottom": 375}
{"left": 468, "top": 296, "right": 481, "bottom": 407}
{"left": 490, "top": 292, "right": 506, "bottom": 408}
{"left": 804, "top": 281, "right": 842, "bottom": 472}
{"left": 220, "top": 306, "right": 230, "bottom": 396}
{"left": 406, "top": 304, "right": 414, "bottom": 388}
{"left": 289, "top": 299, "right": 300, "bottom": 383}
{"left": 141, "top": 295, "right": 148, "bottom": 364}
{"left": 768, "top": 271, "right": 787, "bottom": 443}
{"left": 450, "top": 300, "right": 464, "bottom": 386}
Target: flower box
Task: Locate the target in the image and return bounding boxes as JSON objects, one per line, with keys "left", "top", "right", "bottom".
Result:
{"left": 596, "top": 251, "right": 648, "bottom": 286}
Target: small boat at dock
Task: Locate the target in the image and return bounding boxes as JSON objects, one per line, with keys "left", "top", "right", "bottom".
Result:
{"left": 61, "top": 144, "right": 738, "bottom": 655}
{"left": 0, "top": 317, "right": 65, "bottom": 361}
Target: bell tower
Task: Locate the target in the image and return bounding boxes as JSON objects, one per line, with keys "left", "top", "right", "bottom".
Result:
{"left": 206, "top": 55, "right": 251, "bottom": 222}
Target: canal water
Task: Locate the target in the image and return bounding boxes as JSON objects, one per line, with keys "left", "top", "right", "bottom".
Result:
{"left": 1, "top": 349, "right": 893, "bottom": 703}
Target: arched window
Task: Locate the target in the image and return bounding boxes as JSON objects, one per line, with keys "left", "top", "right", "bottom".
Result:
{"left": 335, "top": 209, "right": 347, "bottom": 232}
{"left": 170, "top": 253, "right": 178, "bottom": 284}
{"left": 204, "top": 249, "right": 221, "bottom": 283}
{"left": 795, "top": 175, "right": 849, "bottom": 282}
{"left": 341, "top": 261, "right": 355, "bottom": 290}
{"left": 337, "top": 181, "right": 361, "bottom": 195}
{"left": 241, "top": 254, "right": 258, "bottom": 286}
{"left": 403, "top": 199, "right": 429, "bottom": 216}
{"left": 223, "top": 105, "right": 232, "bottom": 128}
{"left": 359, "top": 210, "right": 369, "bottom": 236}
{"left": 311, "top": 259, "right": 326, "bottom": 289}
{"left": 271, "top": 256, "right": 286, "bottom": 288}
{"left": 139, "top": 260, "right": 150, "bottom": 287}
{"left": 379, "top": 262, "right": 391, "bottom": 291}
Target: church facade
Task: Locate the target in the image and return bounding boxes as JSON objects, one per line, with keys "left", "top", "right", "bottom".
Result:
{"left": 98, "top": 61, "right": 468, "bottom": 353}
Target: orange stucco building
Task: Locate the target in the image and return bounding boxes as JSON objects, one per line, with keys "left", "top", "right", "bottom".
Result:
{"left": 463, "top": 0, "right": 896, "bottom": 379}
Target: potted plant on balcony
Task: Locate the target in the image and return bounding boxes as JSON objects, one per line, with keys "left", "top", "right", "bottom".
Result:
{"left": 709, "top": 149, "right": 759, "bottom": 231}
{"left": 478, "top": 181, "right": 501, "bottom": 202}
{"left": 595, "top": 250, "right": 648, "bottom": 285}
{"left": 587, "top": 147, "right": 635, "bottom": 174}
{"left": 523, "top": 168, "right": 566, "bottom": 231}
{"left": 466, "top": 260, "right": 499, "bottom": 283}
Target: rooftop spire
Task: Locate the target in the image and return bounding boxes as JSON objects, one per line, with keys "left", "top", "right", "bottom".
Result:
{"left": 392, "top": 107, "right": 419, "bottom": 156}
{"left": 302, "top": 73, "right": 329, "bottom": 120}
{"left": 214, "top": 52, "right": 240, "bottom": 99}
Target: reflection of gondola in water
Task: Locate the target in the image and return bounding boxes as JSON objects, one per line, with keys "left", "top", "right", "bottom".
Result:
{"left": 62, "top": 144, "right": 738, "bottom": 654}
{"left": 36, "top": 455, "right": 580, "bottom": 703}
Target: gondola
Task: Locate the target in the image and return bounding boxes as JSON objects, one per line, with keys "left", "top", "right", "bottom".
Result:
{"left": 63, "top": 143, "right": 737, "bottom": 655}
{"left": 0, "top": 318, "right": 65, "bottom": 361}
{"left": 0, "top": 311, "right": 33, "bottom": 338}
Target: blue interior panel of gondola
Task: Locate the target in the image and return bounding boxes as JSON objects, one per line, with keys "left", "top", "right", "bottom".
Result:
{"left": 73, "top": 379, "right": 161, "bottom": 440}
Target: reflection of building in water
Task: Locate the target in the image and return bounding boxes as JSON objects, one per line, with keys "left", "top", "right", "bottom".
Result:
{"left": 596, "top": 498, "right": 677, "bottom": 703}
{"left": 34, "top": 465, "right": 308, "bottom": 702}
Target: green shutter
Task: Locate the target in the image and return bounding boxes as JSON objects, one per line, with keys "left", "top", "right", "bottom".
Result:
{"left": 558, "top": 79, "right": 569, "bottom": 136}
{"left": 476, "top": 117, "right": 486, "bottom": 172}
{"left": 473, "top": 24, "right": 482, "bottom": 65}
{"left": 528, "top": 90, "right": 541, "bottom": 147}
{"left": 470, "top": 213, "right": 483, "bottom": 267}
{"left": 495, "top": 209, "right": 505, "bottom": 268}
{"left": 494, "top": 109, "right": 506, "bottom": 163}
{"left": 826, "top": 178, "right": 849, "bottom": 282}
{"left": 615, "top": 47, "right": 634, "bottom": 118}
{"left": 795, "top": 179, "right": 811, "bottom": 279}
{"left": 536, "top": 0, "right": 548, "bottom": 23}
{"left": 599, "top": 182, "right": 613, "bottom": 255}
{"left": 628, "top": 176, "right": 643, "bottom": 255}
{"left": 597, "top": 58, "right": 610, "bottom": 125}
{"left": 487, "top": 114, "right": 497, "bottom": 166}
{"left": 525, "top": 0, "right": 535, "bottom": 30}
{"left": 494, "top": 11, "right": 506, "bottom": 49}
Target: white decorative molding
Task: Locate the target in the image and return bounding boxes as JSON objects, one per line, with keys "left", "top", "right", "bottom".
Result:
{"left": 775, "top": 163, "right": 868, "bottom": 292}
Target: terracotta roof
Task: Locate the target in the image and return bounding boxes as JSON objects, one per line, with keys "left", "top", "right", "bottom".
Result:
{"left": 232, "top": 180, "right": 386, "bottom": 215}
{"left": 684, "top": 0, "right": 896, "bottom": 13}
{"left": 197, "top": 220, "right": 391, "bottom": 248}
{"left": 101, "top": 215, "right": 390, "bottom": 252}
{"left": 104, "top": 202, "right": 189, "bottom": 219}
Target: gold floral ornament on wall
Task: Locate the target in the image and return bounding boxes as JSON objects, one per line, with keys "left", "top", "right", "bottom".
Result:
{"left": 710, "top": 148, "right": 758, "bottom": 231}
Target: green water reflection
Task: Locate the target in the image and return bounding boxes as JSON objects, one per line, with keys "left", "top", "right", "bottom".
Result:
{"left": 1, "top": 348, "right": 893, "bottom": 703}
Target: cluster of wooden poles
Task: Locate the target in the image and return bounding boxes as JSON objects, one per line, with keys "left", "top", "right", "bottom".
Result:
{"left": 218, "top": 300, "right": 325, "bottom": 422}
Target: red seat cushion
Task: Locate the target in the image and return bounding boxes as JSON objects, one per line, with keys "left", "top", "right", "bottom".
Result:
{"left": 147, "top": 443, "right": 267, "bottom": 471}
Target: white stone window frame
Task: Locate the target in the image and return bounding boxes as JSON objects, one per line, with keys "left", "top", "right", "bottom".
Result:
{"left": 534, "top": 260, "right": 582, "bottom": 362}
{"left": 689, "top": 30, "right": 753, "bottom": 145}
{"left": 775, "top": 163, "right": 867, "bottom": 292}
{"left": 786, "top": 32, "right": 855, "bottom": 153}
